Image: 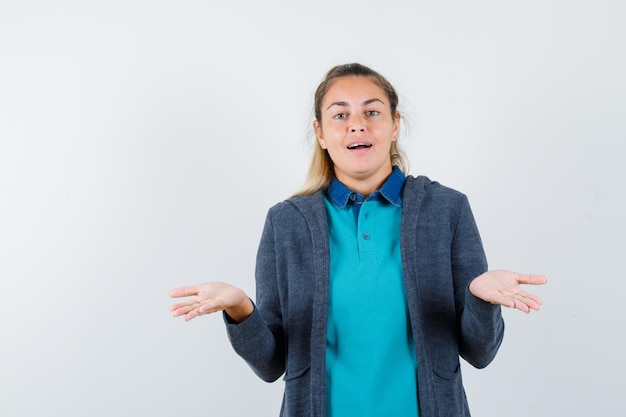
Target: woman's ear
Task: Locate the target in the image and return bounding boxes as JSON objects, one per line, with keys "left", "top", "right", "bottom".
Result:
{"left": 392, "top": 111, "right": 401, "bottom": 141}
{"left": 313, "top": 120, "right": 326, "bottom": 149}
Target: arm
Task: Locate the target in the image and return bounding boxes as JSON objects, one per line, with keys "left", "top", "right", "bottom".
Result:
{"left": 452, "top": 197, "right": 547, "bottom": 368}
{"left": 168, "top": 209, "right": 287, "bottom": 382}
{"left": 224, "top": 209, "right": 286, "bottom": 382}
{"left": 451, "top": 196, "right": 504, "bottom": 369}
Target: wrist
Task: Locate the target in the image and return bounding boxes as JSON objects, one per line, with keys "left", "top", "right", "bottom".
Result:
{"left": 224, "top": 297, "right": 254, "bottom": 323}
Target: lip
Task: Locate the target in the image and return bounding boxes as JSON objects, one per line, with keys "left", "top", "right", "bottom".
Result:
{"left": 346, "top": 141, "right": 372, "bottom": 149}
{"left": 346, "top": 143, "right": 372, "bottom": 155}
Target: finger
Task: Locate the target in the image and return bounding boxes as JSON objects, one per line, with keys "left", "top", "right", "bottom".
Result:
{"left": 518, "top": 273, "right": 548, "bottom": 286}
{"left": 514, "top": 294, "right": 542, "bottom": 311}
{"left": 169, "top": 286, "right": 199, "bottom": 298}
{"left": 169, "top": 300, "right": 195, "bottom": 311}
{"left": 185, "top": 304, "right": 221, "bottom": 321}
{"left": 172, "top": 304, "right": 198, "bottom": 317}
{"left": 491, "top": 294, "right": 516, "bottom": 309}
{"left": 511, "top": 298, "right": 530, "bottom": 313}
{"left": 182, "top": 300, "right": 227, "bottom": 321}
{"left": 492, "top": 292, "right": 538, "bottom": 312}
{"left": 185, "top": 309, "right": 201, "bottom": 321}
{"left": 513, "top": 287, "right": 548, "bottom": 312}
{"left": 197, "top": 299, "right": 228, "bottom": 315}
{"left": 171, "top": 297, "right": 211, "bottom": 316}
{"left": 169, "top": 295, "right": 208, "bottom": 312}
{"left": 520, "top": 290, "right": 543, "bottom": 307}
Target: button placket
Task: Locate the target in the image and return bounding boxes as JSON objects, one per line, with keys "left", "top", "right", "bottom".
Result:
{"left": 357, "top": 207, "right": 376, "bottom": 260}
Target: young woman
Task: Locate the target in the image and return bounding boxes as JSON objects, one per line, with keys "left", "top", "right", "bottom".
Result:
{"left": 169, "top": 63, "right": 547, "bottom": 417}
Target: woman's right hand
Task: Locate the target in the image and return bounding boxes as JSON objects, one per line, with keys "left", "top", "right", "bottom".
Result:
{"left": 169, "top": 282, "right": 254, "bottom": 323}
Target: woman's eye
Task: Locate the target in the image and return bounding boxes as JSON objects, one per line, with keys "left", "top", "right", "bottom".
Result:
{"left": 366, "top": 110, "right": 380, "bottom": 116}
{"left": 333, "top": 113, "right": 347, "bottom": 120}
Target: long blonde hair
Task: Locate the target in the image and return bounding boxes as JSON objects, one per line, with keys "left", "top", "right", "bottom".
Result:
{"left": 293, "top": 63, "right": 409, "bottom": 197}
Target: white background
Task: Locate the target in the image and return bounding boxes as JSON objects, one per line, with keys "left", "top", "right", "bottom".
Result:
{"left": 1, "top": 1, "right": 624, "bottom": 416}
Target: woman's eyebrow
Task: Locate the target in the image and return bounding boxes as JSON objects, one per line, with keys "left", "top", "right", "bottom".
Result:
{"left": 326, "top": 98, "right": 385, "bottom": 111}
{"left": 363, "top": 98, "right": 385, "bottom": 106}
{"left": 326, "top": 101, "right": 349, "bottom": 111}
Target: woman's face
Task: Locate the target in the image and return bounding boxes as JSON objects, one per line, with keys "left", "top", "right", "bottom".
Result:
{"left": 314, "top": 76, "right": 400, "bottom": 193}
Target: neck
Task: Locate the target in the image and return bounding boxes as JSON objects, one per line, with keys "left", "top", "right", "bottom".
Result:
{"left": 335, "top": 166, "right": 393, "bottom": 197}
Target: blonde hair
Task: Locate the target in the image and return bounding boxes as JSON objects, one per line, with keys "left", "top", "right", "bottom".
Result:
{"left": 293, "top": 63, "right": 409, "bottom": 197}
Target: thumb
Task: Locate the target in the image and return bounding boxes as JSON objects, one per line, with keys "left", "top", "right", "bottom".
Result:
{"left": 169, "top": 285, "right": 199, "bottom": 298}
{"left": 517, "top": 273, "right": 548, "bottom": 286}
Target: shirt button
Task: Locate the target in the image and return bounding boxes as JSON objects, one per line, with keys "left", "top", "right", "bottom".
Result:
{"left": 349, "top": 193, "right": 357, "bottom": 201}
{"left": 362, "top": 233, "right": 370, "bottom": 240}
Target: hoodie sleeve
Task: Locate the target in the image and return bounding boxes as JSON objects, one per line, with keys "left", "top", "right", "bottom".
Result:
{"left": 451, "top": 195, "right": 504, "bottom": 369}
{"left": 224, "top": 208, "right": 286, "bottom": 382}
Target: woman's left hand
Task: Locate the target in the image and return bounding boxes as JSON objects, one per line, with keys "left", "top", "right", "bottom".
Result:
{"left": 469, "top": 270, "right": 547, "bottom": 313}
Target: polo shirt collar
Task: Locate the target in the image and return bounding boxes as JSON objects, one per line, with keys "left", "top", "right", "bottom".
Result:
{"left": 327, "top": 166, "right": 406, "bottom": 208}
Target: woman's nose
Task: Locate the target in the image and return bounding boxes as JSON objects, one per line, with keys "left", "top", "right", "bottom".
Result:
{"left": 350, "top": 115, "right": 365, "bottom": 132}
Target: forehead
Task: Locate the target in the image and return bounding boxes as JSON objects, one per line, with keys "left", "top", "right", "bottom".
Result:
{"left": 323, "top": 76, "right": 387, "bottom": 105}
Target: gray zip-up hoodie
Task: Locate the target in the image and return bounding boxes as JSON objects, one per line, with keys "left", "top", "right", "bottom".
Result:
{"left": 225, "top": 175, "right": 504, "bottom": 417}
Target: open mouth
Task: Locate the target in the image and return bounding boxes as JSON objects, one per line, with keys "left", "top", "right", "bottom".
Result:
{"left": 347, "top": 142, "right": 372, "bottom": 150}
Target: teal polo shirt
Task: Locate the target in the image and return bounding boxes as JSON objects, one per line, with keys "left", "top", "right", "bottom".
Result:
{"left": 324, "top": 167, "right": 419, "bottom": 417}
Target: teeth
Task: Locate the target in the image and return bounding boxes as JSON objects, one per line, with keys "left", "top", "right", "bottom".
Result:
{"left": 348, "top": 143, "right": 371, "bottom": 149}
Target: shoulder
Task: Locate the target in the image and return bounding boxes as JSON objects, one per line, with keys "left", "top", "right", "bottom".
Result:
{"left": 402, "top": 175, "right": 479, "bottom": 233}
{"left": 268, "top": 192, "right": 323, "bottom": 215}
{"left": 264, "top": 191, "right": 326, "bottom": 226}
{"left": 260, "top": 192, "right": 328, "bottom": 244}
{"left": 404, "top": 175, "right": 467, "bottom": 205}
